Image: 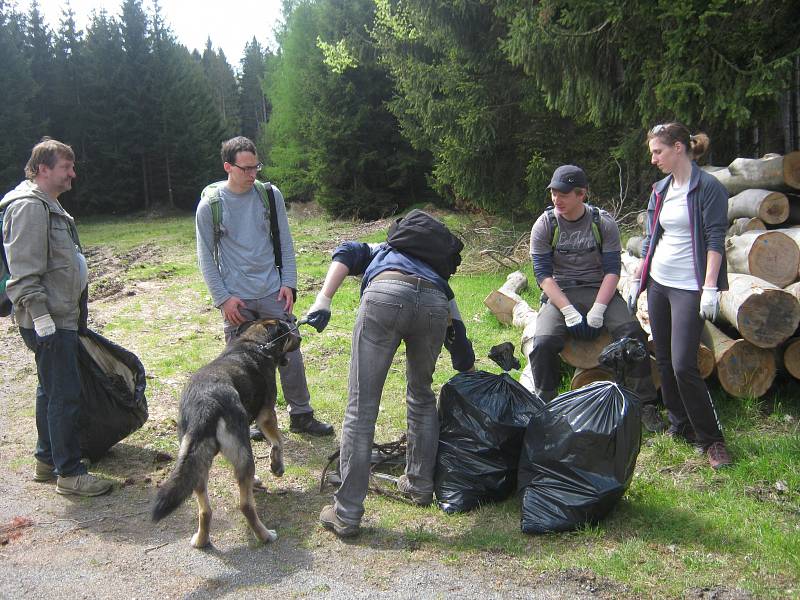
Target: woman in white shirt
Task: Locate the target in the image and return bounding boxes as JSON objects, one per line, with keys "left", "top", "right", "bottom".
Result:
{"left": 630, "top": 122, "right": 732, "bottom": 470}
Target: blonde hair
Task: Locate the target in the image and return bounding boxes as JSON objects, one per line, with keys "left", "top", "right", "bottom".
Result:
{"left": 647, "top": 123, "right": 710, "bottom": 161}
{"left": 24, "top": 137, "right": 75, "bottom": 180}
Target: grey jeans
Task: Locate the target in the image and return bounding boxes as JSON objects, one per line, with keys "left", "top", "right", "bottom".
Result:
{"left": 334, "top": 279, "right": 449, "bottom": 525}
{"left": 223, "top": 293, "right": 312, "bottom": 415}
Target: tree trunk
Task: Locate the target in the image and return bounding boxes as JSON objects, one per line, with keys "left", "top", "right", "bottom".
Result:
{"left": 718, "top": 273, "right": 800, "bottom": 348}
{"left": 705, "top": 151, "right": 800, "bottom": 195}
{"left": 483, "top": 271, "right": 528, "bottom": 325}
{"left": 727, "top": 189, "right": 789, "bottom": 224}
{"left": 700, "top": 320, "right": 775, "bottom": 398}
{"left": 778, "top": 338, "right": 800, "bottom": 380}
{"left": 570, "top": 366, "right": 613, "bottom": 389}
{"left": 560, "top": 330, "right": 613, "bottom": 369}
{"left": 725, "top": 230, "right": 799, "bottom": 288}
{"left": 512, "top": 300, "right": 538, "bottom": 357}
{"left": 727, "top": 217, "right": 766, "bottom": 237}
{"left": 625, "top": 236, "right": 644, "bottom": 258}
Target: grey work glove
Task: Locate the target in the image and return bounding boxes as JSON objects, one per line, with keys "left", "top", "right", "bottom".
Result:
{"left": 699, "top": 286, "right": 720, "bottom": 321}
{"left": 33, "top": 314, "right": 57, "bottom": 350}
{"left": 626, "top": 280, "right": 640, "bottom": 315}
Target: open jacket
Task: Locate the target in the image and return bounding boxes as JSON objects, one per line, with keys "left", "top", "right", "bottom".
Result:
{"left": 638, "top": 162, "right": 729, "bottom": 295}
{"left": 1, "top": 180, "right": 84, "bottom": 329}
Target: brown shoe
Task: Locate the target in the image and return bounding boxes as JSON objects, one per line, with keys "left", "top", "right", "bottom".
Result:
{"left": 319, "top": 505, "right": 360, "bottom": 538}
{"left": 56, "top": 473, "right": 113, "bottom": 497}
{"left": 706, "top": 442, "right": 733, "bottom": 470}
{"left": 33, "top": 460, "right": 57, "bottom": 482}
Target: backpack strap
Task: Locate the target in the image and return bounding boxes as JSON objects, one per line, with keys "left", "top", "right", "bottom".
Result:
{"left": 254, "top": 180, "right": 282, "bottom": 272}
{"left": 203, "top": 183, "right": 224, "bottom": 266}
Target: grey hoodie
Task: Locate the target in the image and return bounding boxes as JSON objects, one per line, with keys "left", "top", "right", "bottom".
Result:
{"left": 1, "top": 180, "right": 85, "bottom": 329}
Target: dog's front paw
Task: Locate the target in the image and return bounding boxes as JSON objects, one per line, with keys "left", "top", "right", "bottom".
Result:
{"left": 270, "top": 459, "right": 285, "bottom": 477}
{"left": 255, "top": 527, "right": 278, "bottom": 544}
{"left": 190, "top": 532, "right": 210, "bottom": 548}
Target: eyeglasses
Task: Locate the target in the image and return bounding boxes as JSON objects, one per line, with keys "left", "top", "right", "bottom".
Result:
{"left": 233, "top": 162, "right": 263, "bottom": 174}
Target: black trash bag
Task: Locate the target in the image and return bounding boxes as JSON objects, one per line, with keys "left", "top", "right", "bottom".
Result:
{"left": 77, "top": 329, "right": 148, "bottom": 461}
{"left": 435, "top": 371, "right": 544, "bottom": 514}
{"left": 518, "top": 381, "right": 641, "bottom": 534}
{"left": 488, "top": 342, "right": 521, "bottom": 372}
{"left": 598, "top": 337, "right": 648, "bottom": 383}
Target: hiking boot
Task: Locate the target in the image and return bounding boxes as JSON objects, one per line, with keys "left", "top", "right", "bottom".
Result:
{"left": 33, "top": 460, "right": 57, "bottom": 482}
{"left": 290, "top": 412, "right": 334, "bottom": 436}
{"left": 319, "top": 504, "right": 360, "bottom": 538}
{"left": 250, "top": 425, "right": 266, "bottom": 441}
{"left": 56, "top": 473, "right": 113, "bottom": 497}
{"left": 396, "top": 474, "right": 433, "bottom": 506}
{"left": 706, "top": 441, "right": 733, "bottom": 470}
{"left": 665, "top": 425, "right": 704, "bottom": 454}
{"left": 641, "top": 404, "right": 666, "bottom": 433}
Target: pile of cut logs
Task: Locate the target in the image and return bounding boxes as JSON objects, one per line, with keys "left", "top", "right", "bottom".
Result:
{"left": 485, "top": 151, "right": 800, "bottom": 399}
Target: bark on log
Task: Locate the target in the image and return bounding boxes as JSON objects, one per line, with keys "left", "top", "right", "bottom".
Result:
{"left": 701, "top": 320, "right": 776, "bottom": 398}
{"left": 560, "top": 330, "right": 613, "bottom": 369}
{"left": 778, "top": 338, "right": 800, "bottom": 380}
{"left": 728, "top": 217, "right": 766, "bottom": 237}
{"left": 626, "top": 236, "right": 644, "bottom": 258}
{"left": 725, "top": 230, "right": 799, "bottom": 288}
{"left": 512, "top": 300, "right": 538, "bottom": 358}
{"left": 570, "top": 366, "right": 614, "bottom": 389}
{"left": 484, "top": 271, "right": 528, "bottom": 325}
{"left": 718, "top": 273, "right": 800, "bottom": 348}
{"left": 705, "top": 151, "right": 800, "bottom": 195}
{"left": 784, "top": 281, "right": 800, "bottom": 300}
{"left": 727, "top": 189, "right": 789, "bottom": 224}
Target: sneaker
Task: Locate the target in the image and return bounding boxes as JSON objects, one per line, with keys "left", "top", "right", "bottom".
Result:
{"left": 33, "top": 460, "right": 57, "bottom": 482}
{"left": 641, "top": 404, "right": 666, "bottom": 433}
{"left": 290, "top": 413, "right": 334, "bottom": 437}
{"left": 319, "top": 504, "right": 360, "bottom": 538}
{"left": 706, "top": 441, "right": 733, "bottom": 470}
{"left": 396, "top": 474, "right": 433, "bottom": 506}
{"left": 250, "top": 425, "right": 266, "bottom": 441}
{"left": 56, "top": 473, "right": 113, "bottom": 497}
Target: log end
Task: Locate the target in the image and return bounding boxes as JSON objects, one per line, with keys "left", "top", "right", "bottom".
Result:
{"left": 560, "top": 329, "right": 613, "bottom": 369}
{"left": 716, "top": 340, "right": 776, "bottom": 398}
{"left": 736, "top": 288, "right": 800, "bottom": 348}
{"left": 784, "top": 150, "right": 800, "bottom": 190}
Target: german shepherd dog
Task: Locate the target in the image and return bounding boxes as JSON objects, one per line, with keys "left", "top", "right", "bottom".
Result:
{"left": 151, "top": 318, "right": 300, "bottom": 548}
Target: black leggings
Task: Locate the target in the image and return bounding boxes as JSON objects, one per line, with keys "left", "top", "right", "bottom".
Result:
{"left": 647, "top": 280, "right": 724, "bottom": 447}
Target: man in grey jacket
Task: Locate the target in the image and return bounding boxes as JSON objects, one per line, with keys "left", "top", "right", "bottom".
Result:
{"left": 1, "top": 138, "right": 112, "bottom": 496}
{"left": 195, "top": 136, "right": 332, "bottom": 436}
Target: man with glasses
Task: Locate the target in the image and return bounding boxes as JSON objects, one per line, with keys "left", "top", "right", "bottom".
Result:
{"left": 195, "top": 136, "right": 333, "bottom": 436}
{"left": 528, "top": 165, "right": 662, "bottom": 431}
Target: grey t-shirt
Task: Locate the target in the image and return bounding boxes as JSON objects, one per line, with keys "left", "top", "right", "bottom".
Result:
{"left": 530, "top": 206, "right": 621, "bottom": 288}
{"left": 195, "top": 183, "right": 297, "bottom": 307}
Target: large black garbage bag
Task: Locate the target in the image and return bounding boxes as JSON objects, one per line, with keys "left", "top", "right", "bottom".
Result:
{"left": 518, "top": 381, "right": 641, "bottom": 534}
{"left": 77, "top": 329, "right": 148, "bottom": 461}
{"left": 435, "top": 371, "right": 544, "bottom": 514}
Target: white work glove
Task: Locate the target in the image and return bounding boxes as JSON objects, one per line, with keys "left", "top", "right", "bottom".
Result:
{"left": 559, "top": 304, "right": 583, "bottom": 327}
{"left": 304, "top": 292, "right": 332, "bottom": 332}
{"left": 586, "top": 302, "right": 607, "bottom": 329}
{"left": 33, "top": 313, "right": 56, "bottom": 337}
{"left": 699, "top": 286, "right": 720, "bottom": 321}
{"left": 626, "top": 280, "right": 640, "bottom": 315}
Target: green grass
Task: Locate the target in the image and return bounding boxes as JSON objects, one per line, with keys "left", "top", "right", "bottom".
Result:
{"left": 75, "top": 210, "right": 800, "bottom": 599}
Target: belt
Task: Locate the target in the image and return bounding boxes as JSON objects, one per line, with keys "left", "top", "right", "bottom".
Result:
{"left": 371, "top": 271, "right": 440, "bottom": 292}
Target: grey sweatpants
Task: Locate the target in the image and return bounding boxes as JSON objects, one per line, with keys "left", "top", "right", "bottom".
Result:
{"left": 223, "top": 293, "right": 312, "bottom": 415}
{"left": 333, "top": 278, "right": 449, "bottom": 526}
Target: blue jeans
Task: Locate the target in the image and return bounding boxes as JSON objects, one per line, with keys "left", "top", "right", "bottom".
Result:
{"left": 334, "top": 279, "right": 449, "bottom": 525}
{"left": 20, "top": 328, "right": 87, "bottom": 477}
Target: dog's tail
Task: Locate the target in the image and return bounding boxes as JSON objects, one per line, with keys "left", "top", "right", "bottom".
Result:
{"left": 151, "top": 433, "right": 217, "bottom": 522}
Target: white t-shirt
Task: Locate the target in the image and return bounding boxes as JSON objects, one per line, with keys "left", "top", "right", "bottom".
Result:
{"left": 650, "top": 180, "right": 698, "bottom": 290}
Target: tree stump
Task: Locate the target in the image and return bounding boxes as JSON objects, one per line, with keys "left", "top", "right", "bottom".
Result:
{"left": 560, "top": 330, "right": 613, "bottom": 369}
{"left": 727, "top": 189, "right": 789, "bottom": 225}
{"left": 725, "top": 230, "right": 799, "bottom": 288}
{"left": 701, "top": 320, "right": 776, "bottom": 398}
{"left": 570, "top": 366, "right": 614, "bottom": 389}
{"left": 718, "top": 273, "right": 800, "bottom": 348}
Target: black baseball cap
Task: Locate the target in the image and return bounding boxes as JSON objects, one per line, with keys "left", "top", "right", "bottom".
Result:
{"left": 546, "top": 165, "right": 588, "bottom": 192}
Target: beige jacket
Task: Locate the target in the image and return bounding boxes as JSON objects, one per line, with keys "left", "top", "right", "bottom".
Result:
{"left": 1, "top": 180, "right": 84, "bottom": 329}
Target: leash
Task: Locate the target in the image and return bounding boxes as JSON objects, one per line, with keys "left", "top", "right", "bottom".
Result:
{"left": 253, "top": 317, "right": 309, "bottom": 353}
